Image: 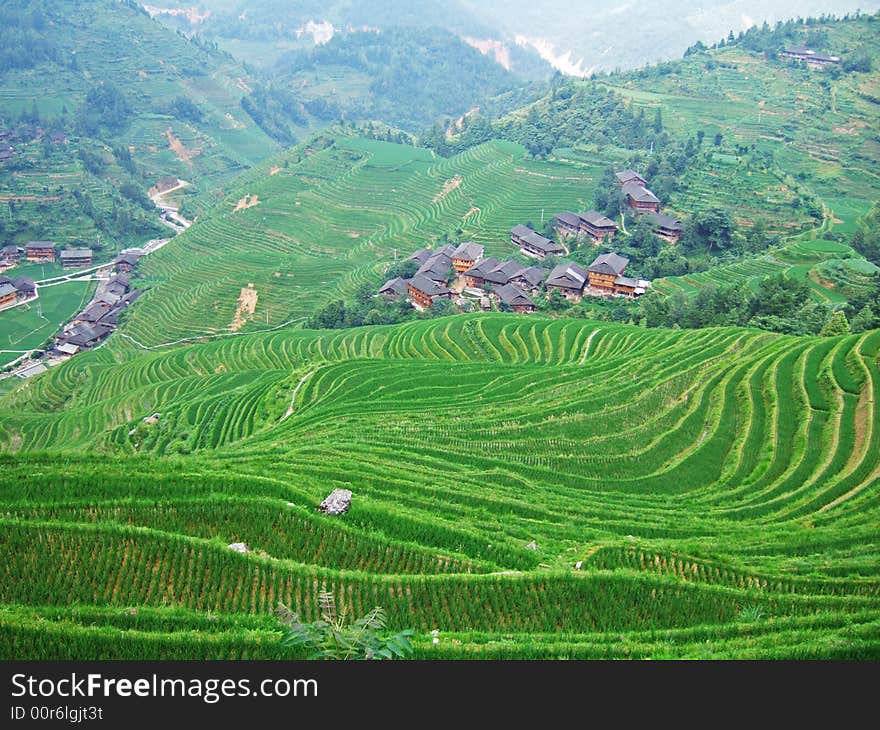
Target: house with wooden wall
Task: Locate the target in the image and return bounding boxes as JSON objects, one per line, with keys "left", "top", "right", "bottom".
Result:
{"left": 60, "top": 248, "right": 93, "bottom": 269}
{"left": 546, "top": 262, "right": 589, "bottom": 301}
{"left": 0, "top": 282, "right": 16, "bottom": 308}
{"left": 408, "top": 274, "right": 452, "bottom": 310}
{"left": 588, "top": 253, "right": 630, "bottom": 292}
{"left": 451, "top": 242, "right": 484, "bottom": 273}
{"left": 578, "top": 211, "right": 619, "bottom": 242}
{"left": 493, "top": 283, "right": 536, "bottom": 313}
{"left": 644, "top": 212, "right": 684, "bottom": 243}
{"left": 622, "top": 183, "right": 661, "bottom": 213}
{"left": 25, "top": 241, "right": 56, "bottom": 262}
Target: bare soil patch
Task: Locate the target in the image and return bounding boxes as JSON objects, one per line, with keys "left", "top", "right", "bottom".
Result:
{"left": 463, "top": 206, "right": 480, "bottom": 220}
{"left": 269, "top": 166, "right": 282, "bottom": 176}
{"left": 434, "top": 175, "right": 462, "bottom": 203}
{"left": 231, "top": 285, "right": 258, "bottom": 332}
{"left": 162, "top": 128, "right": 201, "bottom": 166}
{"left": 233, "top": 194, "right": 260, "bottom": 213}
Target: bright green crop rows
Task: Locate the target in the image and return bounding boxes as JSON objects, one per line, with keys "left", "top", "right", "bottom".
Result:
{"left": 0, "top": 314, "right": 878, "bottom": 659}
{"left": 122, "top": 136, "right": 604, "bottom": 347}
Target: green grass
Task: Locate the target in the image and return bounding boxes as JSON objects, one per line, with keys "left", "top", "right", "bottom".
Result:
{"left": 0, "top": 280, "right": 96, "bottom": 366}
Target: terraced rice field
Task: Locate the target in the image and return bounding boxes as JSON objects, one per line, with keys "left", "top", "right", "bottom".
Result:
{"left": 1, "top": 315, "right": 878, "bottom": 658}
{"left": 123, "top": 136, "right": 603, "bottom": 347}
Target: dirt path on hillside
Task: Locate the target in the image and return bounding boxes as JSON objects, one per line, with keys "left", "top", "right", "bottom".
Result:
{"left": 163, "top": 128, "right": 201, "bottom": 166}
{"left": 434, "top": 175, "right": 462, "bottom": 203}
{"left": 233, "top": 194, "right": 260, "bottom": 213}
{"left": 231, "top": 285, "right": 258, "bottom": 332}
{"left": 514, "top": 168, "right": 593, "bottom": 182}
{"left": 463, "top": 206, "right": 480, "bottom": 220}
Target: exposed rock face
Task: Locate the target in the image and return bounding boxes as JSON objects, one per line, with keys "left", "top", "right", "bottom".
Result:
{"left": 227, "top": 542, "right": 252, "bottom": 554}
{"left": 319, "top": 489, "right": 352, "bottom": 515}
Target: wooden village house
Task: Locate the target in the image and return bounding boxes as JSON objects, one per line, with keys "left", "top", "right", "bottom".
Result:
{"left": 578, "top": 211, "right": 619, "bottom": 242}
{"left": 780, "top": 47, "right": 840, "bottom": 68}
{"left": 615, "top": 170, "right": 648, "bottom": 187}
{"left": 587, "top": 252, "right": 650, "bottom": 297}
{"left": 644, "top": 212, "right": 684, "bottom": 243}
{"left": 378, "top": 277, "right": 410, "bottom": 298}
{"left": 546, "top": 262, "right": 589, "bottom": 301}
{"left": 451, "top": 242, "right": 484, "bottom": 273}
{"left": 25, "top": 241, "right": 56, "bottom": 262}
{"left": 0, "top": 282, "right": 16, "bottom": 308}
{"left": 408, "top": 274, "right": 452, "bottom": 310}
{"left": 60, "top": 248, "right": 93, "bottom": 269}
{"left": 492, "top": 283, "right": 536, "bottom": 313}
{"left": 622, "top": 182, "right": 661, "bottom": 213}
{"left": 587, "top": 252, "right": 630, "bottom": 293}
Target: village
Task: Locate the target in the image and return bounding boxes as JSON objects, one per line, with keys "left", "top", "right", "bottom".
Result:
{"left": 0, "top": 240, "right": 151, "bottom": 379}
{"left": 378, "top": 169, "right": 673, "bottom": 314}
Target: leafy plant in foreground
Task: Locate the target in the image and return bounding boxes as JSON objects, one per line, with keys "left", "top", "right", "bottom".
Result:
{"left": 277, "top": 592, "right": 414, "bottom": 660}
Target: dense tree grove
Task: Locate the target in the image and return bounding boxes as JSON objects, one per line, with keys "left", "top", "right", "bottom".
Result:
{"left": 850, "top": 202, "right": 880, "bottom": 266}
{"left": 639, "top": 272, "right": 880, "bottom": 336}
{"left": 0, "top": 2, "right": 60, "bottom": 75}
{"left": 425, "top": 80, "right": 673, "bottom": 159}
{"left": 76, "top": 83, "right": 133, "bottom": 136}
{"left": 241, "top": 83, "right": 301, "bottom": 145}
{"left": 275, "top": 28, "right": 520, "bottom": 132}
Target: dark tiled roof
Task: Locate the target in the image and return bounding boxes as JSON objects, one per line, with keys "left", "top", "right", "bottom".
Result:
{"left": 60, "top": 248, "right": 92, "bottom": 259}
{"left": 416, "top": 252, "right": 453, "bottom": 282}
{"left": 452, "top": 241, "right": 484, "bottom": 261}
{"left": 493, "top": 283, "right": 535, "bottom": 307}
{"left": 409, "top": 274, "right": 451, "bottom": 297}
{"left": 464, "top": 257, "right": 500, "bottom": 279}
{"left": 580, "top": 210, "right": 618, "bottom": 228}
{"left": 589, "top": 253, "right": 629, "bottom": 276}
{"left": 482, "top": 260, "right": 522, "bottom": 286}
{"left": 554, "top": 211, "right": 581, "bottom": 227}
{"left": 622, "top": 183, "right": 660, "bottom": 204}
{"left": 614, "top": 276, "right": 641, "bottom": 288}
{"left": 547, "top": 262, "right": 589, "bottom": 290}
{"left": 25, "top": 241, "right": 55, "bottom": 250}
{"left": 616, "top": 170, "right": 645, "bottom": 183}
{"left": 12, "top": 276, "right": 35, "bottom": 292}
{"left": 0, "top": 283, "right": 16, "bottom": 298}
{"left": 511, "top": 266, "right": 546, "bottom": 288}
{"left": 511, "top": 224, "right": 534, "bottom": 238}
{"left": 114, "top": 253, "right": 141, "bottom": 266}
{"left": 521, "top": 231, "right": 564, "bottom": 255}
{"left": 644, "top": 211, "right": 684, "bottom": 231}
{"left": 378, "top": 277, "right": 410, "bottom": 296}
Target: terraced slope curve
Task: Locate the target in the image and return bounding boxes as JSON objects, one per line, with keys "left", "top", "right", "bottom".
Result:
{"left": 0, "top": 316, "right": 878, "bottom": 658}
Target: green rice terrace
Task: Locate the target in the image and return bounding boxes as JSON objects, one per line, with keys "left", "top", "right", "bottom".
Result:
{"left": 115, "top": 133, "right": 876, "bottom": 349}
{"left": 0, "top": 314, "right": 878, "bottom": 658}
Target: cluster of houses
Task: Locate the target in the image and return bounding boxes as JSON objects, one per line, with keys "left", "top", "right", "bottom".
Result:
{"left": 779, "top": 46, "right": 840, "bottom": 69}
{"left": 0, "top": 274, "right": 36, "bottom": 310}
{"left": 612, "top": 170, "right": 684, "bottom": 243}
{"left": 0, "top": 241, "right": 95, "bottom": 270}
{"left": 53, "top": 253, "right": 143, "bottom": 353}
{"left": 379, "top": 239, "right": 650, "bottom": 315}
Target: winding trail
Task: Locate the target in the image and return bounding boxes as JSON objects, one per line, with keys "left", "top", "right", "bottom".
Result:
{"left": 281, "top": 369, "right": 317, "bottom": 422}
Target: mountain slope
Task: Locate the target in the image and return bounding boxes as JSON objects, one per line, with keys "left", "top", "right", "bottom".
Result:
{"left": 0, "top": 0, "right": 280, "bottom": 236}
{"left": 0, "top": 317, "right": 878, "bottom": 658}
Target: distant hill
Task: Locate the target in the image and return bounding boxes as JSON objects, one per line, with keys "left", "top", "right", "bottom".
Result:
{"left": 269, "top": 27, "right": 545, "bottom": 132}
{"left": 146, "top": 0, "right": 880, "bottom": 73}
{"left": 0, "top": 0, "right": 282, "bottom": 248}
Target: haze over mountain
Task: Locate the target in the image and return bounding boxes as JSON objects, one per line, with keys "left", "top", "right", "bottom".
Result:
{"left": 149, "top": 0, "right": 880, "bottom": 72}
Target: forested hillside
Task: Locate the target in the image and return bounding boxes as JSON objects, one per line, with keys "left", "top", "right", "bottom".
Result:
{"left": 0, "top": 0, "right": 280, "bottom": 247}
